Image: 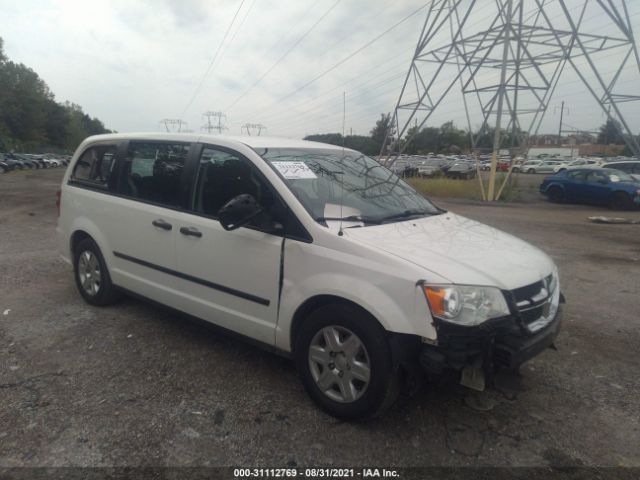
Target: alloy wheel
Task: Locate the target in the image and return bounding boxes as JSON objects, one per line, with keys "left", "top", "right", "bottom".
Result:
{"left": 78, "top": 250, "right": 101, "bottom": 296}
{"left": 308, "top": 326, "right": 371, "bottom": 403}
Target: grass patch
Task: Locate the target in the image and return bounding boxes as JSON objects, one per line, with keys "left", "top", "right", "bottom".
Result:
{"left": 408, "top": 174, "right": 524, "bottom": 202}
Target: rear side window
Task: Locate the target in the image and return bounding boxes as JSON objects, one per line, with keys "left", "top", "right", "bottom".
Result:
{"left": 117, "top": 142, "right": 189, "bottom": 208}
{"left": 72, "top": 145, "right": 117, "bottom": 186}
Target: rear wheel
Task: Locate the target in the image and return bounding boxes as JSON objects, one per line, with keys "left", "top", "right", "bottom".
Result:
{"left": 294, "top": 304, "right": 399, "bottom": 420}
{"left": 548, "top": 186, "right": 564, "bottom": 203}
{"left": 73, "top": 238, "right": 120, "bottom": 306}
{"left": 610, "top": 192, "right": 632, "bottom": 210}
{"left": 527, "top": 168, "right": 535, "bottom": 174}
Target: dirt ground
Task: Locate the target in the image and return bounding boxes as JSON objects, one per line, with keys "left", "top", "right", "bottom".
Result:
{"left": 1, "top": 169, "right": 639, "bottom": 469}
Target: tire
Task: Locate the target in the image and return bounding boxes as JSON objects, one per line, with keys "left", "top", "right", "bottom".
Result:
{"left": 548, "top": 186, "right": 564, "bottom": 203}
{"left": 528, "top": 168, "right": 535, "bottom": 174}
{"left": 294, "top": 304, "right": 399, "bottom": 420}
{"left": 610, "top": 192, "right": 632, "bottom": 211}
{"left": 73, "top": 238, "right": 120, "bottom": 306}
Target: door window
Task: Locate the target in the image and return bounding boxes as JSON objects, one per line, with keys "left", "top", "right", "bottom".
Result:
{"left": 567, "top": 170, "right": 587, "bottom": 181}
{"left": 117, "top": 142, "right": 189, "bottom": 208}
{"left": 72, "top": 145, "right": 117, "bottom": 186}
{"left": 192, "top": 147, "right": 281, "bottom": 229}
{"left": 585, "top": 171, "right": 608, "bottom": 183}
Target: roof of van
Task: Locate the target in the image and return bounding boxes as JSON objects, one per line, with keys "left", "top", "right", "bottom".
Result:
{"left": 83, "top": 133, "right": 345, "bottom": 151}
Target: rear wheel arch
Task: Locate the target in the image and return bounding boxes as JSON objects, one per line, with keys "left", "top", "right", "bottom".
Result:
{"left": 70, "top": 230, "right": 94, "bottom": 257}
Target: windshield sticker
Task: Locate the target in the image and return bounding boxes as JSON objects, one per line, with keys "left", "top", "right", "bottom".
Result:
{"left": 272, "top": 161, "right": 317, "bottom": 179}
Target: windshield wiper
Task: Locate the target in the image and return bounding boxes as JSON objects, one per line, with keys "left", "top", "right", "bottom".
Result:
{"left": 315, "top": 215, "right": 381, "bottom": 225}
{"left": 377, "top": 209, "right": 440, "bottom": 223}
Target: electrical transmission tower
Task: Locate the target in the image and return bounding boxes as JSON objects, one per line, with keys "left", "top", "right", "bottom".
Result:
{"left": 159, "top": 119, "right": 188, "bottom": 133}
{"left": 381, "top": 0, "right": 640, "bottom": 201}
{"left": 241, "top": 123, "right": 267, "bottom": 136}
{"left": 201, "top": 111, "right": 228, "bottom": 134}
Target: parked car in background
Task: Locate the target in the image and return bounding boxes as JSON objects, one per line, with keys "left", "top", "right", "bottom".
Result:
{"left": 533, "top": 160, "right": 566, "bottom": 174}
{"left": 446, "top": 162, "right": 476, "bottom": 179}
{"left": 540, "top": 168, "right": 640, "bottom": 210}
{"left": 601, "top": 160, "right": 640, "bottom": 181}
{"left": 417, "top": 163, "right": 441, "bottom": 178}
{"left": 554, "top": 158, "right": 602, "bottom": 172}
{"left": 517, "top": 160, "right": 543, "bottom": 173}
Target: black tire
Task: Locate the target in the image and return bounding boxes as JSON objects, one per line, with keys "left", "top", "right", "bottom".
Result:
{"left": 294, "top": 303, "right": 399, "bottom": 420}
{"left": 610, "top": 192, "right": 632, "bottom": 211}
{"left": 548, "top": 186, "right": 564, "bottom": 203}
{"left": 528, "top": 168, "right": 535, "bottom": 174}
{"left": 73, "top": 238, "right": 120, "bottom": 306}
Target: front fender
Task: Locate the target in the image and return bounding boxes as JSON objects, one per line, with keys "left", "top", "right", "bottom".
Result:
{"left": 275, "top": 240, "right": 437, "bottom": 352}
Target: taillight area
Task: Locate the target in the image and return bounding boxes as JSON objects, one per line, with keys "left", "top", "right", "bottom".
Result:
{"left": 56, "top": 189, "right": 61, "bottom": 217}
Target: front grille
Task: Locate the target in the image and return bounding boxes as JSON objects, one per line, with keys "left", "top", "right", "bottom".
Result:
{"left": 511, "top": 275, "right": 555, "bottom": 332}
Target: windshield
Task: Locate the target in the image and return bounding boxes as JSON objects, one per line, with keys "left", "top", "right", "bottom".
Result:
{"left": 606, "top": 169, "right": 636, "bottom": 183}
{"left": 257, "top": 148, "right": 441, "bottom": 225}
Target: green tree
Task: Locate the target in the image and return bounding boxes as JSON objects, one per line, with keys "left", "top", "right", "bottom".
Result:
{"left": 597, "top": 118, "right": 625, "bottom": 145}
{"left": 0, "top": 35, "right": 110, "bottom": 152}
{"left": 370, "top": 113, "right": 395, "bottom": 153}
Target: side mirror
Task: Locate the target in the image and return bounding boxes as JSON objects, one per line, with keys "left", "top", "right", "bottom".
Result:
{"left": 218, "top": 194, "right": 263, "bottom": 231}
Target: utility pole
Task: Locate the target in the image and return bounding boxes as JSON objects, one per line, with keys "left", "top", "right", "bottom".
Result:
{"left": 381, "top": 0, "right": 640, "bottom": 200}
{"left": 159, "top": 119, "right": 187, "bottom": 132}
{"left": 240, "top": 123, "right": 267, "bottom": 136}
{"left": 487, "top": 0, "right": 512, "bottom": 202}
{"left": 202, "top": 111, "right": 227, "bottom": 134}
{"left": 554, "top": 101, "right": 568, "bottom": 144}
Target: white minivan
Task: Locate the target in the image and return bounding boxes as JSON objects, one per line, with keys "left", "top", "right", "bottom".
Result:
{"left": 57, "top": 133, "right": 563, "bottom": 419}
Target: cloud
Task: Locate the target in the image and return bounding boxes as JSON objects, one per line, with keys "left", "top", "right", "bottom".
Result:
{"left": 0, "top": 0, "right": 638, "bottom": 138}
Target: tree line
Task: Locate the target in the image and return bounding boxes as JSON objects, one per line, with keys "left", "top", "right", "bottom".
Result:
{"left": 0, "top": 37, "right": 111, "bottom": 153}
{"left": 305, "top": 114, "right": 638, "bottom": 157}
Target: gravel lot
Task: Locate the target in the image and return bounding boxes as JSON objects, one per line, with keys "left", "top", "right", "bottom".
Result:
{"left": 1, "top": 168, "right": 639, "bottom": 468}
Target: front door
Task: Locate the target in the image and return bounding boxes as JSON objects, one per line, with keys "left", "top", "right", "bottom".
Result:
{"left": 174, "top": 145, "right": 284, "bottom": 345}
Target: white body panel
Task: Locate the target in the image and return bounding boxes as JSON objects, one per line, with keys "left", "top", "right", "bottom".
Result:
{"left": 58, "top": 133, "right": 558, "bottom": 353}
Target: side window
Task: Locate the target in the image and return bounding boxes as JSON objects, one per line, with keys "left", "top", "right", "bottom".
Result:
{"left": 567, "top": 170, "right": 586, "bottom": 181}
{"left": 72, "top": 145, "right": 117, "bottom": 186}
{"left": 193, "top": 147, "right": 279, "bottom": 226}
{"left": 117, "top": 142, "right": 189, "bottom": 208}
{"left": 586, "top": 171, "right": 607, "bottom": 183}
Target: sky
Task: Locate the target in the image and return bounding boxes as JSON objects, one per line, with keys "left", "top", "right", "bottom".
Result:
{"left": 1, "top": 0, "right": 639, "bottom": 140}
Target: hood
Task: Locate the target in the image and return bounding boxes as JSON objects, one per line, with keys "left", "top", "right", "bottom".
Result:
{"left": 344, "top": 212, "right": 555, "bottom": 290}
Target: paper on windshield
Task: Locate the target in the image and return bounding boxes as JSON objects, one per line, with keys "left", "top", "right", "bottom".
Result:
{"left": 272, "top": 161, "right": 317, "bottom": 179}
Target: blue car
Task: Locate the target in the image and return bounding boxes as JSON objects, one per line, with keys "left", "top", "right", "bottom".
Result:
{"left": 539, "top": 168, "right": 640, "bottom": 210}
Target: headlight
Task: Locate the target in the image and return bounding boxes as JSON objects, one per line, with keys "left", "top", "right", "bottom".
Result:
{"left": 422, "top": 284, "right": 510, "bottom": 326}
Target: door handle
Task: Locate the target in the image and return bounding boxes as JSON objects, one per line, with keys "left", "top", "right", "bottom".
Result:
{"left": 152, "top": 219, "right": 172, "bottom": 231}
{"left": 180, "top": 226, "right": 202, "bottom": 238}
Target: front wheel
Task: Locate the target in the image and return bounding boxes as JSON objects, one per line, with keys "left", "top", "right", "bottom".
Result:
{"left": 528, "top": 168, "right": 535, "bottom": 174}
{"left": 294, "top": 304, "right": 399, "bottom": 420}
{"left": 610, "top": 192, "right": 632, "bottom": 211}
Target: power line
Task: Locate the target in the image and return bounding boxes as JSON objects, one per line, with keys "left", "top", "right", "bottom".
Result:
{"left": 250, "top": 2, "right": 429, "bottom": 117}
{"left": 237, "top": 0, "right": 521, "bottom": 123}
{"left": 226, "top": 0, "right": 257, "bottom": 48}
{"left": 180, "top": 0, "right": 246, "bottom": 121}
{"left": 226, "top": 0, "right": 342, "bottom": 112}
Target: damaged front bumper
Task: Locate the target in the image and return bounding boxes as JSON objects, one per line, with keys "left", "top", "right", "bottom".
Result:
{"left": 419, "top": 302, "right": 562, "bottom": 377}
